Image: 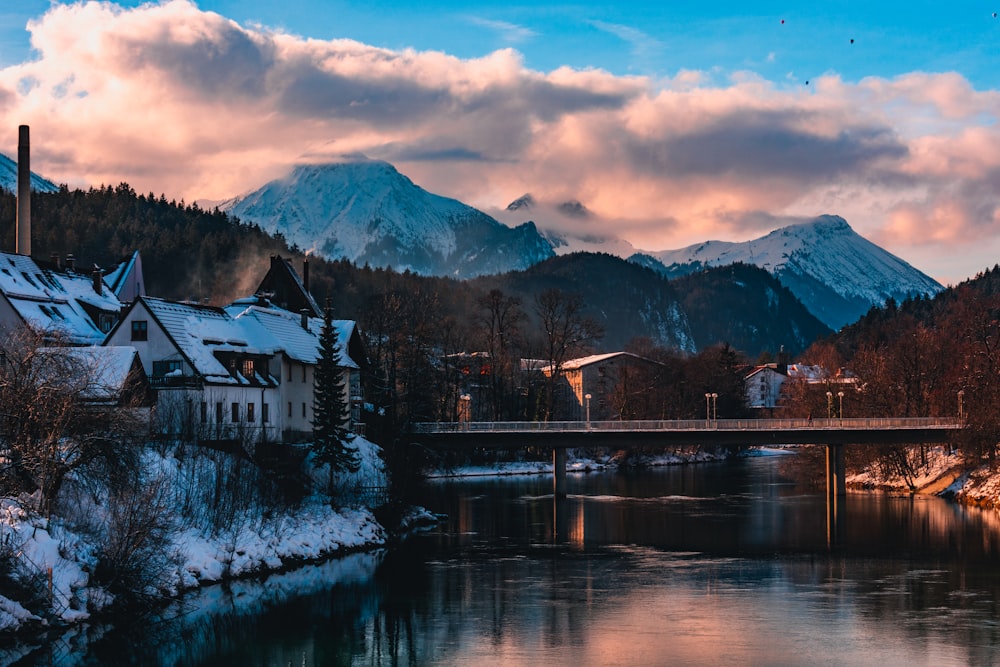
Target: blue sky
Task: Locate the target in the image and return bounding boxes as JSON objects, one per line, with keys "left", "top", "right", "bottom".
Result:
{"left": 1, "top": 1, "right": 999, "bottom": 284}
{"left": 7, "top": 1, "right": 999, "bottom": 84}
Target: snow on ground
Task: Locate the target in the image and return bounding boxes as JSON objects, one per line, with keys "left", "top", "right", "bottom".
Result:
{"left": 0, "top": 436, "right": 388, "bottom": 636}
{"left": 847, "top": 445, "right": 964, "bottom": 492}
{"left": 426, "top": 446, "right": 740, "bottom": 479}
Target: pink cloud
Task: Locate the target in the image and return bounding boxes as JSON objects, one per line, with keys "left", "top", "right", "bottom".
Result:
{"left": 0, "top": 1, "right": 999, "bottom": 281}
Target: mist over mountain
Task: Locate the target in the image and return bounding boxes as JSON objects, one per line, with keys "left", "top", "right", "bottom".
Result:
{"left": 220, "top": 157, "right": 554, "bottom": 278}
{"left": 630, "top": 215, "right": 943, "bottom": 330}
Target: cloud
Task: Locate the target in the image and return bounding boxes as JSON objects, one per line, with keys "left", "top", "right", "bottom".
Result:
{"left": 1, "top": 0, "right": 999, "bottom": 283}
{"left": 589, "top": 20, "right": 663, "bottom": 66}
{"left": 465, "top": 17, "right": 537, "bottom": 44}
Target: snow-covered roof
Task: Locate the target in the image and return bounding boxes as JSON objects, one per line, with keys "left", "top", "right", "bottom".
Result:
{"left": 227, "top": 301, "right": 359, "bottom": 369}
{"left": 37, "top": 345, "right": 140, "bottom": 401}
{"left": 553, "top": 351, "right": 661, "bottom": 372}
{"left": 0, "top": 252, "right": 121, "bottom": 345}
{"left": 140, "top": 297, "right": 278, "bottom": 386}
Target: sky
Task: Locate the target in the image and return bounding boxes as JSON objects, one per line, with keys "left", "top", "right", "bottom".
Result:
{"left": 1, "top": 1, "right": 1000, "bottom": 285}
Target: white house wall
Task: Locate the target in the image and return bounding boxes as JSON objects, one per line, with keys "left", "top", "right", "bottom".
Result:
{"left": 107, "top": 301, "right": 193, "bottom": 379}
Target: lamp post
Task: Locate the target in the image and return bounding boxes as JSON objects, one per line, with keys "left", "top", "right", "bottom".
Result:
{"left": 705, "top": 392, "right": 718, "bottom": 424}
{"left": 837, "top": 391, "right": 845, "bottom": 424}
{"left": 711, "top": 393, "right": 718, "bottom": 421}
{"left": 584, "top": 393, "right": 592, "bottom": 429}
{"left": 826, "top": 391, "right": 833, "bottom": 419}
{"left": 460, "top": 393, "right": 471, "bottom": 430}
{"left": 958, "top": 390, "right": 965, "bottom": 420}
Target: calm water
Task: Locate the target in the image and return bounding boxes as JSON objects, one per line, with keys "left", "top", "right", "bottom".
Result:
{"left": 16, "top": 454, "right": 1000, "bottom": 666}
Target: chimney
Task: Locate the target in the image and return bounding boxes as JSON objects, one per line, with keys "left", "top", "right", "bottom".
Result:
{"left": 50, "top": 252, "right": 60, "bottom": 269}
{"left": 302, "top": 256, "right": 310, "bottom": 293}
{"left": 65, "top": 254, "right": 76, "bottom": 271}
{"left": 92, "top": 265, "right": 102, "bottom": 296}
{"left": 15, "top": 125, "right": 30, "bottom": 256}
{"left": 300, "top": 308, "right": 310, "bottom": 331}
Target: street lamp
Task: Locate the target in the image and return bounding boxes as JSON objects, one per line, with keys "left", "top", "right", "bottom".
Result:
{"left": 958, "top": 390, "right": 965, "bottom": 420}
{"left": 584, "top": 393, "right": 592, "bottom": 429}
{"left": 826, "top": 391, "right": 833, "bottom": 419}
{"left": 460, "top": 393, "right": 471, "bottom": 429}
{"left": 837, "top": 391, "right": 845, "bottom": 423}
{"left": 705, "top": 392, "right": 718, "bottom": 423}
{"left": 711, "top": 393, "right": 718, "bottom": 421}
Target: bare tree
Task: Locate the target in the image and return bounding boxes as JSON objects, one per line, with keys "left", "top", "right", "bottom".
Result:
{"left": 0, "top": 328, "right": 148, "bottom": 514}
{"left": 534, "top": 288, "right": 603, "bottom": 420}
{"left": 476, "top": 289, "right": 526, "bottom": 420}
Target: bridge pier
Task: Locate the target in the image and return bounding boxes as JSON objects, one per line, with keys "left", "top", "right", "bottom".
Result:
{"left": 553, "top": 447, "right": 567, "bottom": 498}
{"left": 826, "top": 444, "right": 847, "bottom": 548}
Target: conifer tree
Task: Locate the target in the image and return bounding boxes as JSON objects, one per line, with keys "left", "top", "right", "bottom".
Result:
{"left": 312, "top": 300, "right": 360, "bottom": 489}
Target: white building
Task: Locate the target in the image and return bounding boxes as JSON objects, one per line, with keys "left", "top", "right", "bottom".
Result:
{"left": 105, "top": 295, "right": 365, "bottom": 445}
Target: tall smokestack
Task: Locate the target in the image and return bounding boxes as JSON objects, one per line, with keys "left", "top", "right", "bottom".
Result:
{"left": 16, "top": 125, "right": 30, "bottom": 256}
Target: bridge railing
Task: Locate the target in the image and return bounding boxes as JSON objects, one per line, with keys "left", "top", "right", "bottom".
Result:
{"left": 412, "top": 417, "right": 963, "bottom": 434}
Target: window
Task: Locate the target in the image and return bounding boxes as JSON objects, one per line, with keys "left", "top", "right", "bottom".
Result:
{"left": 262, "top": 403, "right": 269, "bottom": 424}
{"left": 288, "top": 401, "right": 292, "bottom": 418}
{"left": 131, "top": 320, "right": 148, "bottom": 341}
{"left": 247, "top": 402, "right": 255, "bottom": 423}
{"left": 152, "top": 360, "right": 182, "bottom": 376}
{"left": 287, "top": 364, "right": 293, "bottom": 381}
{"left": 302, "top": 402, "right": 307, "bottom": 418}
{"left": 302, "top": 365, "right": 307, "bottom": 382}
{"left": 242, "top": 359, "right": 255, "bottom": 378}
{"left": 200, "top": 402, "right": 207, "bottom": 424}
{"left": 231, "top": 402, "right": 239, "bottom": 423}
{"left": 215, "top": 402, "right": 223, "bottom": 424}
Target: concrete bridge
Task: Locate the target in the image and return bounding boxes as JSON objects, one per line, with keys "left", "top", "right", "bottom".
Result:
{"left": 410, "top": 416, "right": 963, "bottom": 545}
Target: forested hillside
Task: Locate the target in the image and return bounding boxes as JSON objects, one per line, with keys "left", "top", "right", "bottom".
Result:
{"left": 799, "top": 265, "right": 1000, "bottom": 462}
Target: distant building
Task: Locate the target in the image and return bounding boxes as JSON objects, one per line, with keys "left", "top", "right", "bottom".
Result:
{"left": 543, "top": 351, "right": 666, "bottom": 421}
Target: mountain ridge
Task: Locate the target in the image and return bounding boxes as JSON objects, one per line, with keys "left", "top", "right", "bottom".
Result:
{"left": 630, "top": 215, "right": 943, "bottom": 330}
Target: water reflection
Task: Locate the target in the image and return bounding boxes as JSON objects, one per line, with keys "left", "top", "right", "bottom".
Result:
{"left": 18, "top": 457, "right": 1000, "bottom": 666}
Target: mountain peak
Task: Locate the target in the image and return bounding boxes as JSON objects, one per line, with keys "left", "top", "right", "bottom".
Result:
{"left": 506, "top": 193, "right": 535, "bottom": 212}
{"left": 632, "top": 215, "right": 943, "bottom": 330}
{"left": 222, "top": 160, "right": 554, "bottom": 278}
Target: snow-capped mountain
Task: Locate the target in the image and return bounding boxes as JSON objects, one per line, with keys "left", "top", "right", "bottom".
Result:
{"left": 493, "top": 193, "right": 638, "bottom": 257}
{"left": 630, "top": 215, "right": 943, "bottom": 330}
{"left": 0, "top": 153, "right": 59, "bottom": 193}
{"left": 221, "top": 157, "right": 554, "bottom": 278}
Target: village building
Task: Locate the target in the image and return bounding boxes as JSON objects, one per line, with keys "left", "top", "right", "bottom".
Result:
{"left": 543, "top": 351, "right": 666, "bottom": 421}
{"left": 225, "top": 296, "right": 366, "bottom": 439}
{"left": 104, "top": 286, "right": 367, "bottom": 445}
{"left": 0, "top": 251, "right": 131, "bottom": 345}
{"left": 38, "top": 345, "right": 154, "bottom": 409}
{"left": 104, "top": 296, "right": 282, "bottom": 443}
{"left": 744, "top": 362, "right": 857, "bottom": 414}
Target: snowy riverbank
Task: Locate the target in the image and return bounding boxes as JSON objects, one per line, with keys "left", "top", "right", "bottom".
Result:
{"left": 836, "top": 445, "right": 1000, "bottom": 508}
{"left": 0, "top": 436, "right": 389, "bottom": 639}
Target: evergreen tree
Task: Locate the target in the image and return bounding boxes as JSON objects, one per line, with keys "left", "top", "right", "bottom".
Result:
{"left": 311, "top": 300, "right": 360, "bottom": 490}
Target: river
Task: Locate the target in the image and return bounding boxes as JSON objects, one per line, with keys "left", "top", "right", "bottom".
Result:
{"left": 15, "top": 452, "right": 1000, "bottom": 666}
